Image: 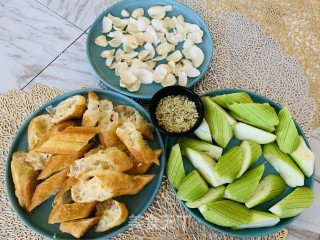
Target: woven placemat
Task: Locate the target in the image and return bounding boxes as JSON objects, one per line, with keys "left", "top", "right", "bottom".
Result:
{"left": 0, "top": 84, "right": 288, "bottom": 240}
{"left": 2, "top": 0, "right": 317, "bottom": 238}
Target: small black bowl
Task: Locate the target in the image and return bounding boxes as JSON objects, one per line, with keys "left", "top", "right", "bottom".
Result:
{"left": 149, "top": 86, "right": 204, "bottom": 137}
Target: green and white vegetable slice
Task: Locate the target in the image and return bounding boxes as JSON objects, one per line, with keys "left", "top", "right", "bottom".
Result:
{"left": 263, "top": 142, "right": 304, "bottom": 188}
{"left": 201, "top": 96, "right": 234, "bottom": 147}
{"left": 229, "top": 111, "right": 275, "bottom": 132}
{"left": 228, "top": 103, "right": 279, "bottom": 130}
{"left": 233, "top": 122, "right": 277, "bottom": 144}
{"left": 290, "top": 136, "right": 315, "bottom": 178}
{"left": 199, "top": 200, "right": 252, "bottom": 227}
{"left": 186, "top": 186, "right": 225, "bottom": 208}
{"left": 245, "top": 174, "right": 286, "bottom": 208}
{"left": 211, "top": 92, "right": 253, "bottom": 108}
{"left": 185, "top": 147, "right": 216, "bottom": 186}
{"left": 275, "top": 107, "right": 300, "bottom": 153}
{"left": 167, "top": 144, "right": 185, "bottom": 190}
{"left": 232, "top": 209, "right": 280, "bottom": 229}
{"left": 237, "top": 140, "right": 262, "bottom": 178}
{"left": 177, "top": 137, "right": 223, "bottom": 159}
{"left": 224, "top": 164, "right": 265, "bottom": 203}
{"left": 194, "top": 119, "right": 212, "bottom": 143}
{"left": 176, "top": 170, "right": 209, "bottom": 201}
{"left": 269, "top": 187, "right": 314, "bottom": 218}
{"left": 202, "top": 96, "right": 237, "bottom": 126}
{"left": 212, "top": 146, "right": 243, "bottom": 187}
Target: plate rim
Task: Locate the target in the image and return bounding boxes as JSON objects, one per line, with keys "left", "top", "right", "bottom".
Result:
{"left": 86, "top": 0, "right": 214, "bottom": 100}
{"left": 164, "top": 88, "right": 315, "bottom": 238}
{"left": 5, "top": 88, "right": 165, "bottom": 240}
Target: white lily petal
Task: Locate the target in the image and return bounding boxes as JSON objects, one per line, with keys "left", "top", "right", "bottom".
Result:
{"left": 153, "top": 65, "right": 167, "bottom": 83}
{"left": 181, "top": 59, "right": 193, "bottom": 67}
{"left": 100, "top": 49, "right": 115, "bottom": 58}
{"left": 184, "top": 23, "right": 202, "bottom": 33}
{"left": 156, "top": 42, "right": 175, "bottom": 55}
{"left": 167, "top": 61, "right": 175, "bottom": 71}
{"left": 161, "top": 73, "right": 176, "bottom": 87}
{"left": 122, "top": 51, "right": 138, "bottom": 60}
{"left": 121, "top": 9, "right": 130, "bottom": 17}
{"left": 150, "top": 31, "right": 160, "bottom": 46}
{"left": 183, "top": 38, "right": 195, "bottom": 48}
{"left": 163, "top": 5, "right": 173, "bottom": 12}
{"left": 167, "top": 33, "right": 183, "bottom": 44}
{"left": 127, "top": 23, "right": 139, "bottom": 34}
{"left": 183, "top": 65, "right": 200, "bottom": 77}
{"left": 119, "top": 69, "right": 137, "bottom": 85}
{"left": 109, "top": 32, "right": 124, "bottom": 48}
{"left": 144, "top": 43, "right": 156, "bottom": 58}
{"left": 115, "top": 48, "right": 124, "bottom": 61}
{"left": 182, "top": 47, "right": 192, "bottom": 59}
{"left": 108, "top": 30, "right": 123, "bottom": 38}
{"left": 127, "top": 80, "right": 141, "bottom": 92}
{"left": 133, "top": 32, "right": 146, "bottom": 46}
{"left": 157, "top": 32, "right": 167, "bottom": 43}
{"left": 173, "top": 62, "right": 183, "bottom": 75}
{"left": 105, "top": 56, "right": 115, "bottom": 67}
{"left": 178, "top": 71, "right": 188, "bottom": 86}
{"left": 123, "top": 43, "right": 133, "bottom": 53}
{"left": 132, "top": 8, "right": 144, "bottom": 19}
{"left": 148, "top": 6, "right": 165, "bottom": 19}
{"left": 166, "top": 50, "right": 183, "bottom": 62}
{"left": 130, "top": 58, "right": 143, "bottom": 68}
{"left": 109, "top": 60, "right": 120, "bottom": 69}
{"left": 131, "top": 68, "right": 153, "bottom": 84}
{"left": 153, "top": 53, "right": 168, "bottom": 61}
{"left": 143, "top": 32, "right": 154, "bottom": 44}
{"left": 102, "top": 17, "right": 113, "bottom": 33}
{"left": 188, "top": 32, "right": 203, "bottom": 44}
{"left": 177, "top": 15, "right": 184, "bottom": 23}
{"left": 115, "top": 62, "right": 129, "bottom": 76}
{"left": 189, "top": 45, "right": 204, "bottom": 68}
{"left": 146, "top": 60, "right": 156, "bottom": 69}
{"left": 153, "top": 12, "right": 166, "bottom": 19}
{"left": 108, "top": 13, "right": 126, "bottom": 28}
{"left": 138, "top": 50, "right": 151, "bottom": 61}
{"left": 137, "top": 16, "right": 151, "bottom": 31}
{"left": 151, "top": 19, "right": 166, "bottom": 32}
{"left": 157, "top": 64, "right": 169, "bottom": 75}
{"left": 120, "top": 78, "right": 131, "bottom": 88}
{"left": 95, "top": 35, "right": 108, "bottom": 47}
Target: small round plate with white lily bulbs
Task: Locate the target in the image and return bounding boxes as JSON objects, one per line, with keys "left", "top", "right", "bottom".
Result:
{"left": 87, "top": 0, "right": 213, "bottom": 99}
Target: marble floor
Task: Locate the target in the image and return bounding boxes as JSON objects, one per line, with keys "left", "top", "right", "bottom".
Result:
{"left": 0, "top": 0, "right": 319, "bottom": 239}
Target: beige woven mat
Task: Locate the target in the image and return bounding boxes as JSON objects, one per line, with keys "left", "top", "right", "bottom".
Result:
{"left": 0, "top": 86, "right": 289, "bottom": 240}
{"left": 198, "top": 0, "right": 320, "bottom": 129}
{"left": 1, "top": 0, "right": 319, "bottom": 238}
{"left": 0, "top": 84, "right": 289, "bottom": 239}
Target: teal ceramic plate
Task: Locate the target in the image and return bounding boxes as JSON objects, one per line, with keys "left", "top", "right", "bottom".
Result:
{"left": 165, "top": 89, "right": 314, "bottom": 238}
{"left": 86, "top": 0, "right": 213, "bottom": 100}
{"left": 5, "top": 89, "right": 165, "bottom": 239}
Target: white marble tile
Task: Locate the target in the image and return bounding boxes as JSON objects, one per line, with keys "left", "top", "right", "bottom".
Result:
{"left": 0, "top": 0, "right": 83, "bottom": 94}
{"left": 310, "top": 133, "right": 320, "bottom": 182}
{"left": 24, "top": 33, "right": 102, "bottom": 92}
{"left": 311, "top": 127, "right": 320, "bottom": 141}
{"left": 37, "top": 0, "right": 103, "bottom": 31}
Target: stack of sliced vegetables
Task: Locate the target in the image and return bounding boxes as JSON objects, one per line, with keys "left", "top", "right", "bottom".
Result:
{"left": 167, "top": 91, "right": 315, "bottom": 231}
